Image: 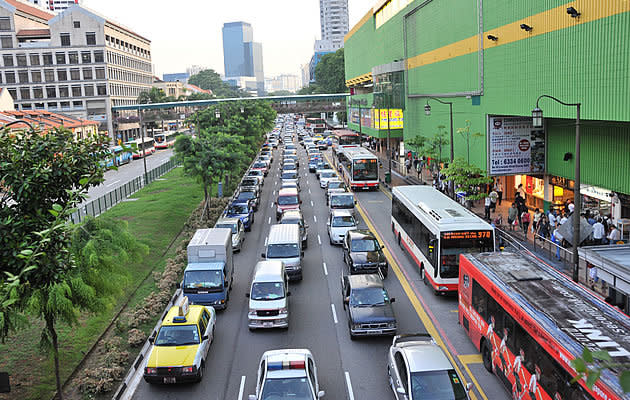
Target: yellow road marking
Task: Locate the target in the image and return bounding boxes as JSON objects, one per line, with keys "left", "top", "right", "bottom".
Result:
{"left": 450, "top": 309, "right": 459, "bottom": 313}
{"left": 459, "top": 354, "right": 483, "bottom": 364}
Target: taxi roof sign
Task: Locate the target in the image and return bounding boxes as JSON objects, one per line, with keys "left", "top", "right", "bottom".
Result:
{"left": 178, "top": 296, "right": 189, "bottom": 317}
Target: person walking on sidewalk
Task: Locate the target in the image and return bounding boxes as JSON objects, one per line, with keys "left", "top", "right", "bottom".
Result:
{"left": 533, "top": 208, "right": 542, "bottom": 232}
{"left": 536, "top": 216, "right": 550, "bottom": 240}
{"left": 489, "top": 188, "right": 498, "bottom": 213}
{"left": 592, "top": 218, "right": 605, "bottom": 244}
{"left": 405, "top": 158, "right": 411, "bottom": 175}
{"left": 484, "top": 195, "right": 492, "bottom": 220}
{"left": 416, "top": 160, "right": 422, "bottom": 180}
{"left": 496, "top": 181, "right": 503, "bottom": 205}
{"left": 521, "top": 209, "right": 531, "bottom": 235}
{"left": 508, "top": 203, "right": 518, "bottom": 231}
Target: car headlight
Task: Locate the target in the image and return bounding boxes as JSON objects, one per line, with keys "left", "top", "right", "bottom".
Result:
{"left": 379, "top": 262, "right": 387, "bottom": 266}
{"left": 248, "top": 309, "right": 257, "bottom": 316}
{"left": 243, "top": 217, "right": 249, "bottom": 222}
{"left": 438, "top": 286, "right": 449, "bottom": 291}
{"left": 387, "top": 321, "right": 397, "bottom": 328}
{"left": 279, "top": 307, "right": 288, "bottom": 314}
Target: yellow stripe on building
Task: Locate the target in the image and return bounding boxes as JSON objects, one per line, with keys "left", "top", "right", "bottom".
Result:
{"left": 345, "top": 9, "right": 373, "bottom": 42}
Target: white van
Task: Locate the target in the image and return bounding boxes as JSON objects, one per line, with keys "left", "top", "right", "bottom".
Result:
{"left": 262, "top": 224, "right": 303, "bottom": 281}
{"left": 246, "top": 260, "right": 290, "bottom": 330}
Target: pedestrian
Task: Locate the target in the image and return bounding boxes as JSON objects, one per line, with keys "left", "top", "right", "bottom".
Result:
{"left": 484, "top": 196, "right": 492, "bottom": 220}
{"left": 416, "top": 161, "right": 421, "bottom": 179}
{"left": 517, "top": 183, "right": 526, "bottom": 202}
{"left": 489, "top": 188, "right": 498, "bottom": 212}
{"left": 588, "top": 263, "right": 599, "bottom": 290}
{"left": 568, "top": 201, "right": 575, "bottom": 214}
{"left": 552, "top": 228, "right": 563, "bottom": 260}
{"left": 521, "top": 209, "right": 531, "bottom": 235}
{"left": 548, "top": 209, "right": 557, "bottom": 228}
{"left": 533, "top": 208, "right": 542, "bottom": 232}
{"left": 493, "top": 214, "right": 503, "bottom": 229}
{"left": 536, "top": 216, "right": 550, "bottom": 240}
{"left": 508, "top": 203, "right": 518, "bottom": 231}
{"left": 559, "top": 213, "right": 568, "bottom": 226}
{"left": 405, "top": 158, "right": 411, "bottom": 174}
{"left": 496, "top": 181, "right": 503, "bottom": 205}
{"left": 592, "top": 218, "right": 605, "bottom": 244}
{"left": 514, "top": 193, "right": 525, "bottom": 226}
{"left": 607, "top": 225, "right": 621, "bottom": 244}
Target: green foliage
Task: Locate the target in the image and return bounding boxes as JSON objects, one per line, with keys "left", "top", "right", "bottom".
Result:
{"left": 456, "top": 119, "right": 484, "bottom": 164}
{"left": 441, "top": 157, "right": 492, "bottom": 201}
{"left": 188, "top": 69, "right": 246, "bottom": 98}
{"left": 267, "top": 90, "right": 294, "bottom": 96}
{"left": 405, "top": 135, "right": 428, "bottom": 153}
{"left": 187, "top": 92, "right": 214, "bottom": 101}
{"left": 137, "top": 87, "right": 168, "bottom": 104}
{"left": 417, "top": 126, "right": 450, "bottom": 168}
{"left": 571, "top": 347, "right": 630, "bottom": 393}
{"left": 298, "top": 84, "right": 317, "bottom": 95}
{"left": 314, "top": 48, "right": 346, "bottom": 93}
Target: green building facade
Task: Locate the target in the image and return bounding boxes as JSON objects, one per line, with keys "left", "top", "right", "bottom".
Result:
{"left": 344, "top": 0, "right": 630, "bottom": 220}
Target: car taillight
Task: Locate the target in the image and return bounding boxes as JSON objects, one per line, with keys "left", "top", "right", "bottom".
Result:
{"left": 182, "top": 366, "right": 194, "bottom": 374}
{"left": 145, "top": 367, "right": 157, "bottom": 375}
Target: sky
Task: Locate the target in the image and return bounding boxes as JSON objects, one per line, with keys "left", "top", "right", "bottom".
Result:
{"left": 82, "top": 0, "right": 375, "bottom": 79}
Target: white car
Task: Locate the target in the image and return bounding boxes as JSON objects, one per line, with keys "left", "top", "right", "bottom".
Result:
{"left": 319, "top": 170, "right": 336, "bottom": 188}
{"left": 387, "top": 334, "right": 472, "bottom": 400}
{"left": 327, "top": 209, "right": 357, "bottom": 245}
{"left": 249, "top": 349, "right": 325, "bottom": 400}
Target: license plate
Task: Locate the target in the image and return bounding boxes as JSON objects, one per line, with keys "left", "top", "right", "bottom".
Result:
{"left": 163, "top": 377, "right": 176, "bottom": 384}
{"left": 367, "top": 330, "right": 382, "bottom": 335}
{"left": 198, "top": 291, "right": 208, "bottom": 294}
{"left": 263, "top": 321, "right": 273, "bottom": 327}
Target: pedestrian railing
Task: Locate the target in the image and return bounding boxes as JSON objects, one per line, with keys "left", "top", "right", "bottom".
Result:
{"left": 70, "top": 158, "right": 180, "bottom": 224}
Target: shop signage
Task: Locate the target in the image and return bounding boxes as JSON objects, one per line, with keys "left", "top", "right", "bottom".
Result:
{"left": 550, "top": 175, "right": 575, "bottom": 190}
{"left": 488, "top": 116, "right": 545, "bottom": 176}
{"left": 581, "top": 184, "right": 613, "bottom": 202}
{"left": 373, "top": 109, "right": 403, "bottom": 130}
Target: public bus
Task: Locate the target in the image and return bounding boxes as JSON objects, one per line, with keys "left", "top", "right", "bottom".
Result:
{"left": 336, "top": 147, "right": 379, "bottom": 190}
{"left": 124, "top": 137, "right": 155, "bottom": 159}
{"left": 331, "top": 130, "right": 362, "bottom": 155}
{"left": 306, "top": 117, "right": 326, "bottom": 134}
{"left": 106, "top": 145, "right": 133, "bottom": 167}
{"left": 391, "top": 185, "right": 495, "bottom": 293}
{"left": 154, "top": 131, "right": 179, "bottom": 149}
{"left": 459, "top": 251, "right": 630, "bottom": 400}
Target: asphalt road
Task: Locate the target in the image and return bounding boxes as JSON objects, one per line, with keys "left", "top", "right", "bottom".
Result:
{"left": 85, "top": 148, "right": 174, "bottom": 201}
{"left": 130, "top": 135, "right": 510, "bottom": 400}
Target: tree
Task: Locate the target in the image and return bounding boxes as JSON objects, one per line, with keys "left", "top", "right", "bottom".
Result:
{"left": 405, "top": 135, "right": 428, "bottom": 155}
{"left": 314, "top": 48, "right": 346, "bottom": 93}
{"left": 571, "top": 348, "right": 630, "bottom": 393}
{"left": 456, "top": 119, "right": 484, "bottom": 164}
{"left": 267, "top": 90, "right": 293, "bottom": 96}
{"left": 188, "top": 69, "right": 245, "bottom": 98}
{"left": 441, "top": 157, "right": 492, "bottom": 203}
{"left": 421, "top": 126, "right": 450, "bottom": 172}
{"left": 297, "top": 84, "right": 317, "bottom": 95}
{"left": 187, "top": 92, "right": 214, "bottom": 101}
{"left": 137, "top": 87, "right": 168, "bottom": 104}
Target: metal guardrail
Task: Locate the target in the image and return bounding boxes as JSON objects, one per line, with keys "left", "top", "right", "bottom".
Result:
{"left": 70, "top": 158, "right": 180, "bottom": 224}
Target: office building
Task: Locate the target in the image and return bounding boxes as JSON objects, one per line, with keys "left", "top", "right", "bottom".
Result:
{"left": 319, "top": 0, "right": 348, "bottom": 51}
{"left": 186, "top": 64, "right": 207, "bottom": 77}
{"left": 264, "top": 74, "right": 300, "bottom": 93}
{"left": 25, "top": 0, "right": 81, "bottom": 13}
{"left": 0, "top": 0, "right": 152, "bottom": 141}
{"left": 222, "top": 21, "right": 264, "bottom": 96}
{"left": 162, "top": 72, "right": 189, "bottom": 83}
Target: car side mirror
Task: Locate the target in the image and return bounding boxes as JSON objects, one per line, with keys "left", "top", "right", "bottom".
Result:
{"left": 261, "top": 253, "right": 266, "bottom": 258}
{"left": 390, "top": 298, "right": 396, "bottom": 303}
{"left": 245, "top": 293, "right": 250, "bottom": 298}
{"left": 318, "top": 391, "right": 325, "bottom": 398}
{"left": 396, "top": 387, "right": 406, "bottom": 394}
{"left": 201, "top": 334, "right": 209, "bottom": 341}
{"left": 344, "top": 297, "right": 349, "bottom": 305}
{"left": 148, "top": 336, "right": 155, "bottom": 344}
{"left": 176, "top": 282, "right": 181, "bottom": 289}
{"left": 465, "top": 382, "right": 473, "bottom": 391}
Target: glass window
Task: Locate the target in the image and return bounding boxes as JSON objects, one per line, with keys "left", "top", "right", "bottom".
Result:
{"left": 43, "top": 53, "right": 53, "bottom": 65}
{"left": 33, "top": 87, "right": 43, "bottom": 99}
{"left": 71, "top": 85, "right": 81, "bottom": 97}
{"left": 55, "top": 52, "right": 66, "bottom": 64}
{"left": 95, "top": 67, "right": 105, "bottom": 79}
{"left": 410, "top": 370, "right": 467, "bottom": 400}
{"left": 4, "top": 71, "right": 15, "bottom": 83}
{"left": 261, "top": 378, "right": 312, "bottom": 399}
{"left": 440, "top": 231, "right": 494, "bottom": 279}
{"left": 21, "top": 103, "right": 32, "bottom": 110}
{"left": 1, "top": 35, "right": 12, "bottom": 49}
{"left": 94, "top": 50, "right": 104, "bottom": 63}
{"left": 2, "top": 54, "right": 13, "bottom": 66}
{"left": 16, "top": 54, "right": 26, "bottom": 66}
{"left": 70, "top": 68, "right": 80, "bottom": 80}
{"left": 472, "top": 280, "right": 488, "bottom": 321}
{"left": 19, "top": 87, "right": 30, "bottom": 100}
{"left": 60, "top": 33, "right": 70, "bottom": 47}
{"left": 183, "top": 270, "right": 223, "bottom": 290}
{"left": 86, "top": 32, "right": 96, "bottom": 46}
{"left": 81, "top": 51, "right": 91, "bottom": 63}
{"left": 250, "top": 282, "right": 285, "bottom": 301}
{"left": 46, "top": 86, "right": 56, "bottom": 98}
{"left": 83, "top": 84, "right": 94, "bottom": 96}
{"left": 266, "top": 243, "right": 299, "bottom": 258}
{"left": 82, "top": 67, "right": 92, "bottom": 80}
{"left": 29, "top": 53, "right": 40, "bottom": 65}
{"left": 73, "top": 21, "right": 80, "bottom": 29}
{"left": 72, "top": 100, "right": 82, "bottom": 108}
{"left": 96, "top": 84, "right": 106, "bottom": 95}
{"left": 31, "top": 70, "right": 41, "bottom": 83}
{"left": 18, "top": 70, "right": 28, "bottom": 83}
{"left": 155, "top": 325, "right": 200, "bottom": 346}
{"left": 350, "top": 238, "right": 379, "bottom": 252}
{"left": 57, "top": 69, "right": 67, "bottom": 81}
{"left": 7, "top": 88, "right": 16, "bottom": 99}
{"left": 44, "top": 69, "right": 54, "bottom": 82}
{"left": 0, "top": 17, "right": 10, "bottom": 31}
{"left": 60, "top": 101, "right": 70, "bottom": 109}
{"left": 68, "top": 52, "right": 78, "bottom": 64}
{"left": 58, "top": 86, "right": 69, "bottom": 97}
{"left": 34, "top": 102, "right": 44, "bottom": 110}
{"left": 47, "top": 102, "right": 58, "bottom": 109}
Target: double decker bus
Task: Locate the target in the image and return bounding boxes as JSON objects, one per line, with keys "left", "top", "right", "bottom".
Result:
{"left": 154, "top": 131, "right": 179, "bottom": 149}
{"left": 391, "top": 185, "right": 494, "bottom": 293}
{"left": 125, "top": 137, "right": 155, "bottom": 159}
{"left": 331, "top": 130, "right": 362, "bottom": 155}
{"left": 459, "top": 251, "right": 630, "bottom": 400}
{"left": 336, "top": 147, "right": 379, "bottom": 190}
{"left": 306, "top": 117, "right": 326, "bottom": 134}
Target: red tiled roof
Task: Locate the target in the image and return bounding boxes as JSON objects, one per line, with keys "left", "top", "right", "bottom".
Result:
{"left": 1, "top": 110, "right": 98, "bottom": 130}
{"left": 5, "top": 0, "right": 54, "bottom": 21}
{"left": 185, "top": 84, "right": 212, "bottom": 95}
{"left": 16, "top": 28, "right": 50, "bottom": 37}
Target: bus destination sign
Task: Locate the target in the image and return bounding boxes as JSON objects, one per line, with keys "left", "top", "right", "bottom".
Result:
{"left": 442, "top": 231, "right": 492, "bottom": 240}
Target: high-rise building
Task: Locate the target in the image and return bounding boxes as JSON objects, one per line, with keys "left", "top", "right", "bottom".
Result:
{"left": 222, "top": 21, "right": 264, "bottom": 96}
{"left": 319, "top": 0, "right": 348, "bottom": 51}
{"left": 25, "top": 0, "right": 81, "bottom": 13}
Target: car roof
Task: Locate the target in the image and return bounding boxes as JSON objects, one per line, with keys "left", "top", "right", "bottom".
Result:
{"left": 163, "top": 304, "right": 206, "bottom": 326}
{"left": 348, "top": 273, "right": 384, "bottom": 288}
{"left": 330, "top": 209, "right": 353, "bottom": 217}
{"left": 348, "top": 229, "right": 376, "bottom": 240}
{"left": 216, "top": 217, "right": 240, "bottom": 225}
{"left": 331, "top": 192, "right": 353, "bottom": 197}
{"left": 281, "top": 210, "right": 303, "bottom": 218}
{"left": 252, "top": 260, "right": 285, "bottom": 282}
{"left": 399, "top": 342, "right": 453, "bottom": 372}
{"left": 278, "top": 188, "right": 298, "bottom": 196}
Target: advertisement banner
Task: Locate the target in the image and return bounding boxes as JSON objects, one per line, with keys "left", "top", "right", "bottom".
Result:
{"left": 488, "top": 116, "right": 545, "bottom": 176}
{"left": 360, "top": 108, "right": 372, "bottom": 128}
{"left": 372, "top": 109, "right": 404, "bottom": 130}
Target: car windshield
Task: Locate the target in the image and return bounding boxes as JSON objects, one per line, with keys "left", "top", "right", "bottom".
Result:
{"left": 328, "top": 182, "right": 344, "bottom": 189}
{"left": 155, "top": 324, "right": 200, "bottom": 347}
{"left": 229, "top": 204, "right": 248, "bottom": 214}
{"left": 267, "top": 243, "right": 300, "bottom": 258}
{"left": 281, "top": 217, "right": 301, "bottom": 226}
{"left": 249, "top": 170, "right": 262, "bottom": 176}
{"left": 320, "top": 171, "right": 335, "bottom": 178}
{"left": 332, "top": 215, "right": 356, "bottom": 227}
{"left": 242, "top": 179, "right": 257, "bottom": 186}
{"left": 351, "top": 238, "right": 379, "bottom": 252}
{"left": 250, "top": 282, "right": 285, "bottom": 301}
{"left": 410, "top": 370, "right": 467, "bottom": 400}
{"left": 216, "top": 223, "right": 237, "bottom": 234}
{"left": 261, "top": 377, "right": 312, "bottom": 400}
{"left": 350, "top": 287, "right": 388, "bottom": 306}
{"left": 237, "top": 192, "right": 255, "bottom": 201}
{"left": 282, "top": 164, "right": 296, "bottom": 171}
{"left": 278, "top": 195, "right": 298, "bottom": 205}
{"left": 331, "top": 195, "right": 354, "bottom": 207}
{"left": 282, "top": 172, "right": 297, "bottom": 180}
{"left": 183, "top": 270, "right": 223, "bottom": 289}
{"left": 253, "top": 162, "right": 266, "bottom": 169}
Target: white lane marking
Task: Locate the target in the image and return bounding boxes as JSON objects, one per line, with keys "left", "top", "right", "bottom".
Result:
{"left": 345, "top": 372, "right": 355, "bottom": 400}
{"left": 270, "top": 203, "right": 273, "bottom": 208}
{"left": 313, "top": 215, "right": 317, "bottom": 223}
{"left": 272, "top": 190, "right": 276, "bottom": 195}
{"left": 275, "top": 180, "right": 277, "bottom": 186}
{"left": 331, "top": 304, "right": 338, "bottom": 324}
{"left": 310, "top": 200, "right": 314, "bottom": 207}
{"left": 318, "top": 234, "right": 321, "bottom": 245}
{"left": 265, "top": 237, "right": 268, "bottom": 246}
{"left": 106, "top": 179, "right": 121, "bottom": 187}
{"left": 268, "top": 217, "right": 271, "bottom": 224}
{"left": 308, "top": 188, "right": 311, "bottom": 194}
{"left": 322, "top": 262, "right": 328, "bottom": 276}
{"left": 238, "top": 375, "right": 246, "bottom": 400}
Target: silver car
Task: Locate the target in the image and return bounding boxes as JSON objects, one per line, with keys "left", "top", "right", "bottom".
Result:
{"left": 387, "top": 334, "right": 472, "bottom": 400}
{"left": 215, "top": 217, "right": 245, "bottom": 252}
{"left": 327, "top": 209, "right": 357, "bottom": 245}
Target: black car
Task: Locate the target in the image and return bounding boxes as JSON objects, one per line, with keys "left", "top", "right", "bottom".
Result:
{"left": 236, "top": 188, "right": 260, "bottom": 211}
{"left": 341, "top": 274, "right": 397, "bottom": 340}
{"left": 343, "top": 230, "right": 388, "bottom": 277}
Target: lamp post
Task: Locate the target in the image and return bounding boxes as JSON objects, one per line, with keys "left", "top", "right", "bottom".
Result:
{"left": 138, "top": 107, "right": 148, "bottom": 185}
{"left": 532, "top": 95, "right": 581, "bottom": 282}
{"left": 424, "top": 97, "right": 454, "bottom": 196}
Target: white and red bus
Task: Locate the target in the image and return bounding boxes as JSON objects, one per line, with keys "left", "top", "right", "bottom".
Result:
{"left": 125, "top": 137, "right": 155, "bottom": 159}
{"left": 154, "top": 131, "right": 179, "bottom": 149}
{"left": 459, "top": 251, "right": 630, "bottom": 400}
{"left": 336, "top": 147, "right": 379, "bottom": 190}
{"left": 331, "top": 130, "right": 361, "bottom": 155}
{"left": 306, "top": 117, "right": 326, "bottom": 134}
{"left": 391, "top": 185, "right": 494, "bottom": 293}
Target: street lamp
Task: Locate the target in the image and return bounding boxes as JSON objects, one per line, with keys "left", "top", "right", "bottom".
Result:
{"left": 424, "top": 97, "right": 454, "bottom": 196}
{"left": 532, "top": 95, "right": 581, "bottom": 282}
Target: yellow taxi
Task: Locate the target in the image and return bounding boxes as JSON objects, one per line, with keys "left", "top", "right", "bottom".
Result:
{"left": 143, "top": 297, "right": 216, "bottom": 384}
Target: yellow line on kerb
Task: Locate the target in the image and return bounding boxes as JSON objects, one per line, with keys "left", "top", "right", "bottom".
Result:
{"left": 324, "top": 154, "right": 487, "bottom": 400}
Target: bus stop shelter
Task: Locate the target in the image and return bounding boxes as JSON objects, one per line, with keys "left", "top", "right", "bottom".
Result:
{"left": 579, "top": 244, "right": 630, "bottom": 314}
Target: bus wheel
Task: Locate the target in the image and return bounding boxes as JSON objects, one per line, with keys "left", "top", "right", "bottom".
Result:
{"left": 481, "top": 340, "right": 493, "bottom": 373}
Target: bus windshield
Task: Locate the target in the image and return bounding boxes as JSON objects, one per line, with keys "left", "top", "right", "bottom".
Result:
{"left": 339, "top": 135, "right": 361, "bottom": 146}
{"left": 353, "top": 159, "right": 378, "bottom": 180}
{"left": 440, "top": 231, "right": 494, "bottom": 279}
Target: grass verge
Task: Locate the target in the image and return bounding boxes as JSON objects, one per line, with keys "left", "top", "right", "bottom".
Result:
{"left": 0, "top": 167, "right": 206, "bottom": 400}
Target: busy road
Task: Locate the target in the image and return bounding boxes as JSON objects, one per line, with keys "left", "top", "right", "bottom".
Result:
{"left": 130, "top": 120, "right": 509, "bottom": 400}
